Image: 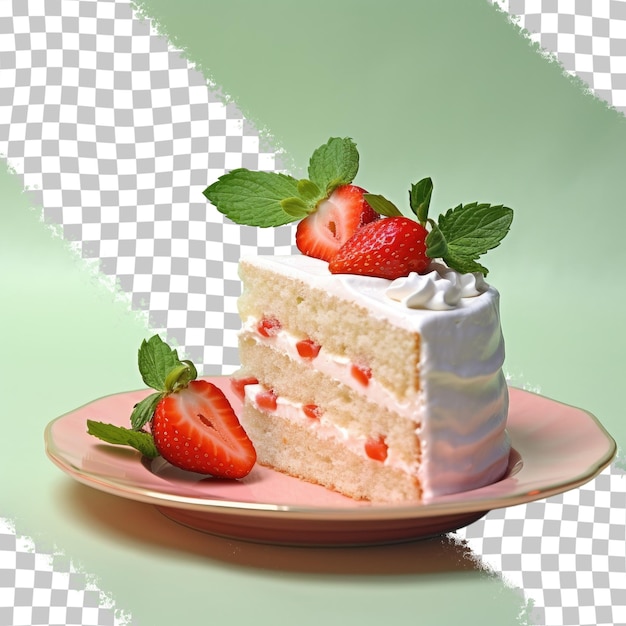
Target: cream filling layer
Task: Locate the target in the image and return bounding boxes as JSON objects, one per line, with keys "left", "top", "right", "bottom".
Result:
{"left": 240, "top": 317, "right": 510, "bottom": 498}
{"left": 244, "top": 383, "right": 419, "bottom": 474}
{"left": 240, "top": 317, "right": 424, "bottom": 423}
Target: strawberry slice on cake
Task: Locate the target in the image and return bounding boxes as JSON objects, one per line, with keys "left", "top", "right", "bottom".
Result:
{"left": 203, "top": 136, "right": 515, "bottom": 502}
{"left": 295, "top": 184, "right": 379, "bottom": 262}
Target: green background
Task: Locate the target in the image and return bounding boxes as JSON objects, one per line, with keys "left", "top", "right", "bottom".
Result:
{"left": 2, "top": 1, "right": 624, "bottom": 624}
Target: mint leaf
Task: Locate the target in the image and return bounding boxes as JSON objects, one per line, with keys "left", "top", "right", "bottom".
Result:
{"left": 307, "top": 137, "right": 359, "bottom": 195}
{"left": 437, "top": 203, "right": 513, "bottom": 276}
{"left": 87, "top": 420, "right": 159, "bottom": 458}
{"left": 204, "top": 169, "right": 301, "bottom": 227}
{"left": 363, "top": 193, "right": 403, "bottom": 217}
{"left": 130, "top": 391, "right": 164, "bottom": 430}
{"left": 138, "top": 335, "right": 181, "bottom": 392}
{"left": 442, "top": 251, "right": 488, "bottom": 276}
{"left": 409, "top": 177, "right": 433, "bottom": 224}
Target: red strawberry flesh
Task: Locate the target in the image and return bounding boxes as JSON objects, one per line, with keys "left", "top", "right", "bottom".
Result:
{"left": 351, "top": 363, "right": 372, "bottom": 386}
{"left": 295, "top": 184, "right": 379, "bottom": 262}
{"left": 296, "top": 338, "right": 321, "bottom": 359}
{"left": 152, "top": 379, "right": 256, "bottom": 478}
{"left": 329, "top": 216, "right": 430, "bottom": 280}
{"left": 257, "top": 317, "right": 281, "bottom": 337}
{"left": 255, "top": 389, "right": 278, "bottom": 412}
{"left": 302, "top": 404, "right": 323, "bottom": 420}
{"left": 364, "top": 435, "right": 388, "bottom": 462}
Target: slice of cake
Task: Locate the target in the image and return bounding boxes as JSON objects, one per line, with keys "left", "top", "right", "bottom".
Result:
{"left": 235, "top": 255, "right": 510, "bottom": 502}
{"left": 204, "top": 137, "right": 514, "bottom": 502}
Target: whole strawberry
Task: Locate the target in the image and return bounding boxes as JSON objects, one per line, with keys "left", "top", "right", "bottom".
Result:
{"left": 87, "top": 335, "right": 256, "bottom": 478}
{"left": 328, "top": 176, "right": 514, "bottom": 279}
{"left": 329, "top": 217, "right": 430, "bottom": 279}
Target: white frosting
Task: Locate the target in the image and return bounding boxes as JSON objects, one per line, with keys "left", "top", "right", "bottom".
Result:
{"left": 239, "top": 255, "right": 510, "bottom": 500}
{"left": 385, "top": 261, "right": 488, "bottom": 310}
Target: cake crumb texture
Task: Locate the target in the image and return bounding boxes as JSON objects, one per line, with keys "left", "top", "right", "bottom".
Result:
{"left": 238, "top": 258, "right": 421, "bottom": 398}
{"left": 241, "top": 402, "right": 423, "bottom": 502}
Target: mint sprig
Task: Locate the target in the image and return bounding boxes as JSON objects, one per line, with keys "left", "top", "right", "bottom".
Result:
{"left": 434, "top": 202, "right": 513, "bottom": 275}
{"left": 87, "top": 420, "right": 159, "bottom": 458}
{"left": 88, "top": 334, "right": 199, "bottom": 453}
{"left": 203, "top": 137, "right": 360, "bottom": 227}
{"left": 307, "top": 136, "right": 359, "bottom": 195}
{"left": 355, "top": 177, "right": 513, "bottom": 276}
{"left": 203, "top": 169, "right": 302, "bottom": 227}
{"left": 203, "top": 135, "right": 513, "bottom": 276}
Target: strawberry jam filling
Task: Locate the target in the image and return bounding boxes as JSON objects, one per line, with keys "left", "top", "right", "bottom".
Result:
{"left": 296, "top": 338, "right": 322, "bottom": 359}
{"left": 364, "top": 435, "right": 388, "bottom": 462}
{"left": 350, "top": 363, "right": 372, "bottom": 386}
{"left": 302, "top": 404, "right": 323, "bottom": 420}
{"left": 257, "top": 317, "right": 281, "bottom": 337}
{"left": 255, "top": 388, "right": 278, "bottom": 412}
{"left": 244, "top": 383, "right": 422, "bottom": 474}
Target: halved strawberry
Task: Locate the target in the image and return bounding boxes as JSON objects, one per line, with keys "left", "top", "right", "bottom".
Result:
{"left": 295, "top": 184, "right": 380, "bottom": 262}
{"left": 152, "top": 379, "right": 256, "bottom": 478}
{"left": 329, "top": 216, "right": 430, "bottom": 280}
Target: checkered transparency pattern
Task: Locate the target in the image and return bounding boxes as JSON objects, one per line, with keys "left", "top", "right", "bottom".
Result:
{"left": 1, "top": 2, "right": 626, "bottom": 626}
{"left": 0, "top": 0, "right": 294, "bottom": 376}
{"left": 0, "top": 519, "right": 130, "bottom": 626}
{"left": 491, "top": 0, "right": 626, "bottom": 114}
{"left": 458, "top": 464, "right": 626, "bottom": 626}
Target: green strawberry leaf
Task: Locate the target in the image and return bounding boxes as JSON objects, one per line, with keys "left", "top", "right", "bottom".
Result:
{"left": 164, "top": 360, "right": 198, "bottom": 393}
{"left": 425, "top": 220, "right": 448, "bottom": 259}
{"left": 410, "top": 177, "right": 433, "bottom": 224}
{"left": 363, "top": 193, "right": 404, "bottom": 217}
{"left": 297, "top": 178, "right": 322, "bottom": 202}
{"left": 130, "top": 391, "right": 164, "bottom": 430}
{"left": 307, "top": 137, "right": 359, "bottom": 195}
{"left": 281, "top": 196, "right": 311, "bottom": 219}
{"left": 138, "top": 335, "right": 182, "bottom": 392}
{"left": 88, "top": 335, "right": 203, "bottom": 456}
{"left": 203, "top": 169, "right": 301, "bottom": 227}
{"left": 437, "top": 203, "right": 513, "bottom": 276}
{"left": 86, "top": 420, "right": 160, "bottom": 458}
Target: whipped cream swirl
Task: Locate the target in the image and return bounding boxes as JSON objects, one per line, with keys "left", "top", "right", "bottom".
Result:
{"left": 385, "top": 262, "right": 488, "bottom": 310}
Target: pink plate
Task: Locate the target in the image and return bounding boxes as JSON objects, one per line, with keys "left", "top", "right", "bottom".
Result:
{"left": 45, "top": 378, "right": 616, "bottom": 546}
